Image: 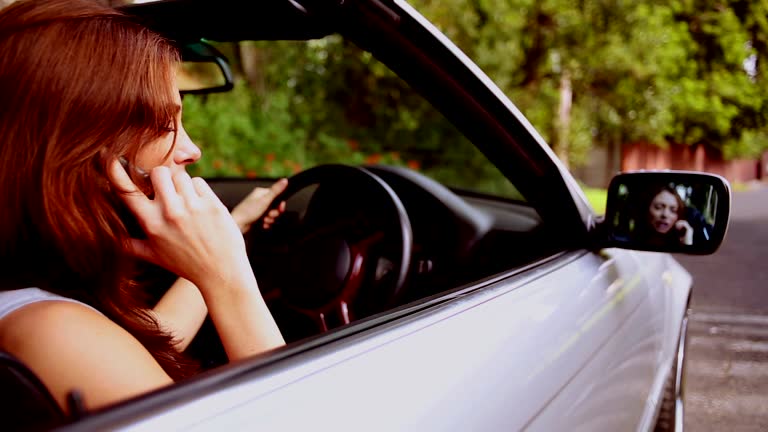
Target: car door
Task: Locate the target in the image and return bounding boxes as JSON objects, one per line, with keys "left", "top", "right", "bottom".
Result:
{"left": 82, "top": 246, "right": 653, "bottom": 431}
{"left": 523, "top": 247, "right": 662, "bottom": 431}
{"left": 68, "top": 164, "right": 659, "bottom": 432}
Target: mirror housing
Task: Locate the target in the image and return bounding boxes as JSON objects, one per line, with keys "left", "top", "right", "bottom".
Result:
{"left": 598, "top": 171, "right": 731, "bottom": 255}
{"left": 177, "top": 41, "right": 234, "bottom": 95}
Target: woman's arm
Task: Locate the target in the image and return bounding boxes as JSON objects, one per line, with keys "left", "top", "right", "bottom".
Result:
{"left": 194, "top": 261, "right": 284, "bottom": 357}
{"left": 151, "top": 277, "right": 207, "bottom": 351}
{"left": 110, "top": 162, "right": 286, "bottom": 359}
{"left": 150, "top": 179, "right": 287, "bottom": 352}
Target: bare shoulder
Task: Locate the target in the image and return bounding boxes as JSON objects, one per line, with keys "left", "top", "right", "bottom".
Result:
{"left": 0, "top": 300, "right": 173, "bottom": 412}
{"left": 1, "top": 300, "right": 110, "bottom": 346}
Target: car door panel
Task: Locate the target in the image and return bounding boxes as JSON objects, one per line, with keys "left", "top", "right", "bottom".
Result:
{"left": 525, "top": 273, "right": 661, "bottom": 431}
{"left": 528, "top": 250, "right": 691, "bottom": 432}
{"left": 122, "top": 250, "right": 648, "bottom": 431}
{"left": 522, "top": 248, "right": 655, "bottom": 431}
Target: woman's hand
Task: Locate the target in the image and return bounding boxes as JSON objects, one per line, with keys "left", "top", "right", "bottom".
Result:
{"left": 675, "top": 220, "right": 694, "bottom": 246}
{"left": 108, "top": 160, "right": 251, "bottom": 289}
{"left": 110, "top": 159, "right": 285, "bottom": 357}
{"left": 231, "top": 178, "right": 288, "bottom": 233}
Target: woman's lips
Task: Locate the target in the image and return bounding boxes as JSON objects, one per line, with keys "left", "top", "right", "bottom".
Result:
{"left": 655, "top": 221, "right": 671, "bottom": 232}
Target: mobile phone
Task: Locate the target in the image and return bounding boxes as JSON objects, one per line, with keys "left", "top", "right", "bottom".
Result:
{"left": 115, "top": 157, "right": 149, "bottom": 239}
{"left": 118, "top": 156, "right": 154, "bottom": 199}
{"left": 118, "top": 156, "right": 149, "bottom": 179}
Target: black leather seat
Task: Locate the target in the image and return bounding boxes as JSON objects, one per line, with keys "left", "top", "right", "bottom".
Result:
{"left": 0, "top": 351, "right": 66, "bottom": 431}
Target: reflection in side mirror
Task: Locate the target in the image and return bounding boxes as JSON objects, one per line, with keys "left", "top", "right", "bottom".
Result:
{"left": 603, "top": 171, "right": 731, "bottom": 255}
{"left": 177, "top": 41, "right": 234, "bottom": 95}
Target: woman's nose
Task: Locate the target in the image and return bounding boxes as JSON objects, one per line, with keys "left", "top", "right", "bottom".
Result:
{"left": 174, "top": 127, "right": 202, "bottom": 166}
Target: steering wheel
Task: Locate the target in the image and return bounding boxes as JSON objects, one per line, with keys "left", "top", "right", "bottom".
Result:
{"left": 246, "top": 164, "right": 412, "bottom": 334}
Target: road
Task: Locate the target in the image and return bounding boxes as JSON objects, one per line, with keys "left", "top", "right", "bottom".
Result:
{"left": 675, "top": 185, "right": 768, "bottom": 431}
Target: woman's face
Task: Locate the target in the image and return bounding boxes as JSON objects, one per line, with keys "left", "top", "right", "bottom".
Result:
{"left": 133, "top": 88, "right": 201, "bottom": 177}
{"left": 648, "top": 190, "right": 680, "bottom": 234}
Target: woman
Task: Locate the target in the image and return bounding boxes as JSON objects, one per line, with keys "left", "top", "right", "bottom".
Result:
{"left": 0, "top": 0, "right": 286, "bottom": 413}
{"left": 638, "top": 184, "right": 693, "bottom": 246}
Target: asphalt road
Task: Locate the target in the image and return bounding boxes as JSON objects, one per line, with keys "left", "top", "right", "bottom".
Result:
{"left": 675, "top": 185, "right": 768, "bottom": 431}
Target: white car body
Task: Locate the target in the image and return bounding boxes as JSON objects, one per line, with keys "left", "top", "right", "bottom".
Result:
{"left": 101, "top": 248, "right": 689, "bottom": 432}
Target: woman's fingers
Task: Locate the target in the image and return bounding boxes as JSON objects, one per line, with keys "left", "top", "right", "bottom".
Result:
{"left": 231, "top": 178, "right": 289, "bottom": 233}
{"left": 150, "top": 167, "right": 184, "bottom": 216}
{"left": 676, "top": 220, "right": 694, "bottom": 245}
{"left": 262, "top": 202, "right": 286, "bottom": 229}
{"left": 264, "top": 201, "right": 286, "bottom": 221}
{"left": 191, "top": 176, "right": 218, "bottom": 200}
{"left": 270, "top": 178, "right": 289, "bottom": 196}
{"left": 173, "top": 170, "right": 199, "bottom": 203}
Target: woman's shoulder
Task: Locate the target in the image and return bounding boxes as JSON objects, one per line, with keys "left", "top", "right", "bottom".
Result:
{"left": 0, "top": 288, "right": 98, "bottom": 322}
{"left": 0, "top": 290, "right": 107, "bottom": 353}
{"left": 0, "top": 289, "right": 173, "bottom": 410}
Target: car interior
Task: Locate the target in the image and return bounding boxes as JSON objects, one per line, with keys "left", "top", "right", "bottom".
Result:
{"left": 208, "top": 164, "right": 551, "bottom": 342}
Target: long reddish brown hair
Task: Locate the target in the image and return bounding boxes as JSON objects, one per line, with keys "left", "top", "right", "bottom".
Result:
{"left": 0, "top": 0, "right": 198, "bottom": 379}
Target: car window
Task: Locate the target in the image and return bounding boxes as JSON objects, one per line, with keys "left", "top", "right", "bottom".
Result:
{"left": 182, "top": 36, "right": 525, "bottom": 202}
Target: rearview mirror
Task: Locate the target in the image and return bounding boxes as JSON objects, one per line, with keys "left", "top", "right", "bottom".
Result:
{"left": 177, "top": 41, "right": 234, "bottom": 95}
{"left": 602, "top": 171, "right": 731, "bottom": 254}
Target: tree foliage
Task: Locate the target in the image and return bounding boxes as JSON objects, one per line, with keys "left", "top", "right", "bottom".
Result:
{"left": 184, "top": 0, "right": 768, "bottom": 191}
{"left": 415, "top": 0, "right": 768, "bottom": 160}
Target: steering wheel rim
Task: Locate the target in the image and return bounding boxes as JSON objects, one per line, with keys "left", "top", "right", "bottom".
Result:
{"left": 247, "top": 164, "right": 412, "bottom": 333}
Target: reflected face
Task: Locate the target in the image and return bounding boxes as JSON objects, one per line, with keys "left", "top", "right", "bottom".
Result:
{"left": 648, "top": 190, "right": 680, "bottom": 234}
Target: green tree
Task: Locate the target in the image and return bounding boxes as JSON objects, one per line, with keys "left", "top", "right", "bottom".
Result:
{"left": 414, "top": 0, "right": 768, "bottom": 162}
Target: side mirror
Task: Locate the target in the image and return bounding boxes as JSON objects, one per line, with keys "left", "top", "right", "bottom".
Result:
{"left": 177, "top": 41, "right": 234, "bottom": 95}
{"left": 601, "top": 171, "right": 731, "bottom": 255}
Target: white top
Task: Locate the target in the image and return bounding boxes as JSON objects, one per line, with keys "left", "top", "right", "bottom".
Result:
{"left": 0, "top": 287, "right": 99, "bottom": 320}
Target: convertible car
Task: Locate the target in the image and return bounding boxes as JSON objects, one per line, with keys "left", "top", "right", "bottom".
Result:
{"left": 1, "top": 0, "right": 731, "bottom": 431}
